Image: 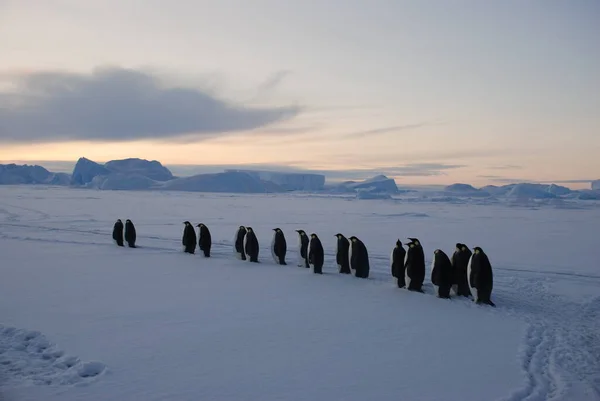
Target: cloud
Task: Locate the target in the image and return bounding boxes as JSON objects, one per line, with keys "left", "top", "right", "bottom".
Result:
{"left": 0, "top": 67, "right": 301, "bottom": 144}
{"left": 255, "top": 70, "right": 291, "bottom": 94}
{"left": 488, "top": 164, "right": 522, "bottom": 170}
{"left": 342, "top": 122, "right": 438, "bottom": 139}
{"left": 479, "top": 175, "right": 597, "bottom": 185}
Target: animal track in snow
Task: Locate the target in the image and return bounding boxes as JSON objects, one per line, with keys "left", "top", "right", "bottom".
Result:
{"left": 0, "top": 325, "right": 106, "bottom": 387}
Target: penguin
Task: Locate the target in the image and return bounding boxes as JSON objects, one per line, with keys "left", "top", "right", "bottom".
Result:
{"left": 243, "top": 227, "right": 259, "bottom": 263}
{"left": 124, "top": 219, "right": 136, "bottom": 248}
{"left": 467, "top": 247, "right": 495, "bottom": 306}
{"left": 404, "top": 237, "right": 425, "bottom": 292}
{"left": 348, "top": 236, "right": 370, "bottom": 278}
{"left": 270, "top": 228, "right": 287, "bottom": 265}
{"left": 233, "top": 226, "right": 247, "bottom": 260}
{"left": 430, "top": 249, "right": 454, "bottom": 298}
{"left": 390, "top": 239, "right": 406, "bottom": 288}
{"left": 182, "top": 221, "right": 197, "bottom": 254}
{"left": 295, "top": 229, "right": 309, "bottom": 268}
{"left": 334, "top": 233, "right": 351, "bottom": 274}
{"left": 307, "top": 233, "right": 324, "bottom": 274}
{"left": 451, "top": 243, "right": 472, "bottom": 297}
{"left": 112, "top": 219, "right": 124, "bottom": 247}
{"left": 196, "top": 223, "right": 212, "bottom": 257}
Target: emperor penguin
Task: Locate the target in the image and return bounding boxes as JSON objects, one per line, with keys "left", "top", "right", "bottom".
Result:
{"left": 467, "top": 247, "right": 495, "bottom": 306}
{"left": 112, "top": 219, "right": 124, "bottom": 247}
{"left": 271, "top": 228, "right": 287, "bottom": 265}
{"left": 243, "top": 227, "right": 259, "bottom": 263}
{"left": 196, "top": 223, "right": 212, "bottom": 257}
{"left": 430, "top": 249, "right": 454, "bottom": 298}
{"left": 451, "top": 243, "right": 472, "bottom": 297}
{"left": 295, "top": 229, "right": 309, "bottom": 268}
{"left": 124, "top": 219, "right": 137, "bottom": 248}
{"left": 233, "top": 226, "right": 247, "bottom": 260}
{"left": 307, "top": 233, "right": 324, "bottom": 274}
{"left": 390, "top": 239, "right": 406, "bottom": 288}
{"left": 334, "top": 233, "right": 351, "bottom": 274}
{"left": 404, "top": 237, "right": 425, "bottom": 292}
{"left": 182, "top": 221, "right": 197, "bottom": 254}
{"left": 348, "top": 236, "right": 370, "bottom": 278}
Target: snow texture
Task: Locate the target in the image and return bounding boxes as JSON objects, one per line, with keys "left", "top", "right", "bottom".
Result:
{"left": 0, "top": 186, "right": 599, "bottom": 401}
{"left": 225, "top": 169, "right": 325, "bottom": 191}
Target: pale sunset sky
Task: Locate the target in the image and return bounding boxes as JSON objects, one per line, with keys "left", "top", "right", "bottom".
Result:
{"left": 1, "top": 0, "right": 598, "bottom": 187}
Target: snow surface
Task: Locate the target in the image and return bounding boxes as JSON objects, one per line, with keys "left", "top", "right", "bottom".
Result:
{"left": 1, "top": 186, "right": 599, "bottom": 401}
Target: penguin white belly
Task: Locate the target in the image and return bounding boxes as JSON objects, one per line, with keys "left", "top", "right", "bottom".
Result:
{"left": 335, "top": 240, "right": 341, "bottom": 271}
{"left": 270, "top": 234, "right": 278, "bottom": 264}
{"left": 467, "top": 254, "right": 477, "bottom": 300}
{"left": 451, "top": 284, "right": 458, "bottom": 296}
{"left": 307, "top": 238, "right": 313, "bottom": 270}
{"left": 243, "top": 233, "right": 250, "bottom": 261}
{"left": 405, "top": 269, "right": 411, "bottom": 288}
{"left": 348, "top": 241, "right": 354, "bottom": 272}
{"left": 430, "top": 258, "right": 438, "bottom": 295}
{"left": 297, "top": 236, "right": 303, "bottom": 266}
{"left": 233, "top": 229, "right": 242, "bottom": 259}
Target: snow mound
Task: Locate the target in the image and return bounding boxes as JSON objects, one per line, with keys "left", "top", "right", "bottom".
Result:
{"left": 0, "top": 164, "right": 70, "bottom": 186}
{"left": 356, "top": 189, "right": 392, "bottom": 199}
{"left": 70, "top": 158, "right": 111, "bottom": 186}
{"left": 104, "top": 158, "right": 174, "bottom": 181}
{"left": 333, "top": 175, "right": 399, "bottom": 194}
{"left": 159, "top": 171, "right": 283, "bottom": 193}
{"left": 90, "top": 173, "right": 157, "bottom": 190}
{"left": 592, "top": 180, "right": 600, "bottom": 191}
{"left": 443, "top": 183, "right": 491, "bottom": 197}
{"left": 0, "top": 325, "right": 106, "bottom": 387}
{"left": 226, "top": 169, "right": 325, "bottom": 191}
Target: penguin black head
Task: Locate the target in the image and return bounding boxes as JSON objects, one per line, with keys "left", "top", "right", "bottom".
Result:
{"left": 246, "top": 227, "right": 253, "bottom": 232}
{"left": 273, "top": 228, "right": 281, "bottom": 232}
{"left": 395, "top": 239, "right": 403, "bottom": 247}
{"left": 196, "top": 223, "right": 204, "bottom": 227}
{"left": 407, "top": 237, "right": 420, "bottom": 246}
{"left": 473, "top": 246, "right": 483, "bottom": 254}
{"left": 183, "top": 221, "right": 190, "bottom": 225}
{"left": 116, "top": 219, "right": 122, "bottom": 223}
{"left": 310, "top": 233, "right": 318, "bottom": 239}
{"left": 348, "top": 236, "right": 358, "bottom": 242}
{"left": 126, "top": 219, "right": 131, "bottom": 223}
{"left": 239, "top": 225, "right": 245, "bottom": 229}
{"left": 295, "top": 229, "right": 306, "bottom": 236}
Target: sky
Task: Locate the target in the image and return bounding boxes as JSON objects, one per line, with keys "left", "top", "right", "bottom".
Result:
{"left": 1, "top": 0, "right": 599, "bottom": 188}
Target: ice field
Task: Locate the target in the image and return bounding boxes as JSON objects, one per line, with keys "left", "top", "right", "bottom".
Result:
{"left": 1, "top": 186, "right": 599, "bottom": 401}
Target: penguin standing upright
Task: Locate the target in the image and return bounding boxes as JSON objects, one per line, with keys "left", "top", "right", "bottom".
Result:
{"left": 390, "top": 239, "right": 406, "bottom": 288}
{"left": 307, "top": 233, "right": 324, "bottom": 274}
{"left": 243, "top": 227, "right": 259, "bottom": 263}
{"left": 451, "top": 243, "right": 472, "bottom": 297}
{"left": 334, "top": 233, "right": 351, "bottom": 274}
{"left": 196, "top": 223, "right": 212, "bottom": 257}
{"left": 348, "top": 236, "right": 370, "bottom": 278}
{"left": 182, "top": 221, "right": 197, "bottom": 254}
{"left": 467, "top": 247, "right": 495, "bottom": 306}
{"left": 431, "top": 249, "right": 454, "bottom": 298}
{"left": 233, "top": 226, "right": 247, "bottom": 260}
{"left": 404, "top": 237, "right": 425, "bottom": 292}
{"left": 295, "top": 229, "right": 309, "bottom": 268}
{"left": 112, "top": 219, "right": 124, "bottom": 247}
{"left": 270, "top": 228, "right": 287, "bottom": 265}
{"left": 124, "top": 219, "right": 136, "bottom": 248}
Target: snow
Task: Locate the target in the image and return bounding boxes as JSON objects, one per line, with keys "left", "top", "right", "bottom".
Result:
{"left": 104, "top": 158, "right": 174, "bottom": 181}
{"left": 0, "top": 186, "right": 599, "bottom": 401}
{"left": 0, "top": 164, "right": 69, "bottom": 186}
{"left": 225, "top": 169, "right": 325, "bottom": 191}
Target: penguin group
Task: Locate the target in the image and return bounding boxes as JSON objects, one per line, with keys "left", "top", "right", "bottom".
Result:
{"left": 112, "top": 220, "right": 495, "bottom": 307}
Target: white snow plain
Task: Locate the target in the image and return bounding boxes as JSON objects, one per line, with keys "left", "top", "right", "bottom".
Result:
{"left": 0, "top": 186, "right": 599, "bottom": 401}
